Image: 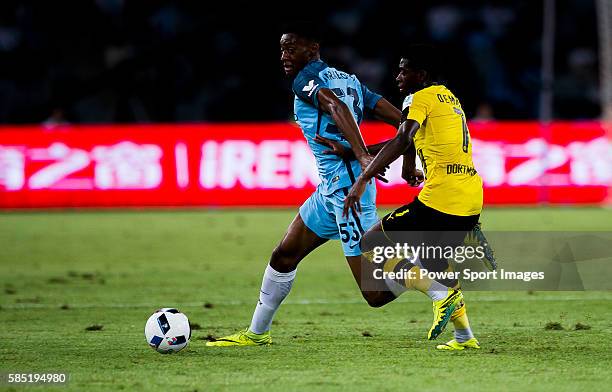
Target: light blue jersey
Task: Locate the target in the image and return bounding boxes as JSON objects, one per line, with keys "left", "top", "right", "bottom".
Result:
{"left": 292, "top": 60, "right": 382, "bottom": 195}
{"left": 293, "top": 60, "right": 382, "bottom": 256}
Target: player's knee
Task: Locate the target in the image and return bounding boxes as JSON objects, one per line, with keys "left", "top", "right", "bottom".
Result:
{"left": 361, "top": 291, "right": 388, "bottom": 308}
{"left": 269, "top": 245, "right": 299, "bottom": 272}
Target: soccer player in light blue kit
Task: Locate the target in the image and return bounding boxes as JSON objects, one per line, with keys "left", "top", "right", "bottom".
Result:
{"left": 207, "top": 22, "right": 405, "bottom": 346}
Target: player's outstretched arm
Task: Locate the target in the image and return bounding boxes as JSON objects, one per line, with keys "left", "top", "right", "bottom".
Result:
{"left": 314, "top": 94, "right": 404, "bottom": 157}
{"left": 371, "top": 98, "right": 422, "bottom": 185}
{"left": 315, "top": 132, "right": 419, "bottom": 187}
{"left": 315, "top": 133, "right": 397, "bottom": 157}
{"left": 317, "top": 88, "right": 370, "bottom": 167}
{"left": 361, "top": 119, "right": 420, "bottom": 182}
{"left": 364, "top": 98, "right": 419, "bottom": 184}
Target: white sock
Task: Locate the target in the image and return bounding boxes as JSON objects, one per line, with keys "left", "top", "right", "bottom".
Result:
{"left": 407, "top": 253, "right": 449, "bottom": 301}
{"left": 454, "top": 327, "right": 474, "bottom": 343}
{"left": 384, "top": 275, "right": 408, "bottom": 297}
{"left": 382, "top": 259, "right": 408, "bottom": 297}
{"left": 248, "top": 264, "right": 296, "bottom": 334}
{"left": 427, "top": 280, "right": 449, "bottom": 302}
{"left": 385, "top": 255, "right": 421, "bottom": 297}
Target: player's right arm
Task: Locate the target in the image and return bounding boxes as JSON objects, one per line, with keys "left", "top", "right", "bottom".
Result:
{"left": 401, "top": 143, "right": 424, "bottom": 186}
{"left": 316, "top": 88, "right": 371, "bottom": 169}
{"left": 292, "top": 69, "right": 372, "bottom": 171}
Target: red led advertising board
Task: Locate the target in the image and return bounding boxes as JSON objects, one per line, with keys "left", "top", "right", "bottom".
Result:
{"left": 0, "top": 122, "right": 609, "bottom": 208}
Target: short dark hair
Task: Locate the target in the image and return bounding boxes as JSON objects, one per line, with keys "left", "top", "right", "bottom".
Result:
{"left": 401, "top": 44, "right": 441, "bottom": 80}
{"left": 281, "top": 21, "right": 322, "bottom": 44}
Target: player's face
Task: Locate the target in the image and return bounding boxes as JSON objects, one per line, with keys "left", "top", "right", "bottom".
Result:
{"left": 396, "top": 58, "right": 424, "bottom": 94}
{"left": 280, "top": 34, "right": 316, "bottom": 77}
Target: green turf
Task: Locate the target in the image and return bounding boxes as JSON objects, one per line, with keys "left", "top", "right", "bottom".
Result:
{"left": 1, "top": 207, "right": 611, "bottom": 391}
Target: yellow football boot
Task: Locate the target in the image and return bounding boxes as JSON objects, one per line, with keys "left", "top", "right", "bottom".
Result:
{"left": 436, "top": 338, "right": 481, "bottom": 351}
{"left": 428, "top": 289, "right": 463, "bottom": 340}
{"left": 206, "top": 329, "right": 271, "bottom": 347}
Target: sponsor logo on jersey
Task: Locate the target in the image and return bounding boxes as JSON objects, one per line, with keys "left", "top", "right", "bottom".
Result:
{"left": 387, "top": 208, "right": 409, "bottom": 220}
{"left": 302, "top": 80, "right": 319, "bottom": 97}
{"left": 446, "top": 164, "right": 477, "bottom": 176}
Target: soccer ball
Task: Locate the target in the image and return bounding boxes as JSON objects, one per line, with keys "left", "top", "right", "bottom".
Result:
{"left": 144, "top": 308, "right": 191, "bottom": 354}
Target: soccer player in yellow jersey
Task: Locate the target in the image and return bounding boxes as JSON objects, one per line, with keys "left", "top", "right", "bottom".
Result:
{"left": 343, "top": 46, "right": 483, "bottom": 350}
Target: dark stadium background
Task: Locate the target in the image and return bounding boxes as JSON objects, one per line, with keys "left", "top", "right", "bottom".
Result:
{"left": 0, "top": 0, "right": 602, "bottom": 125}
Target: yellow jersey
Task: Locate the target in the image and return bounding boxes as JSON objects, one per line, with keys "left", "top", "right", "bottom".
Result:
{"left": 403, "top": 85, "right": 483, "bottom": 216}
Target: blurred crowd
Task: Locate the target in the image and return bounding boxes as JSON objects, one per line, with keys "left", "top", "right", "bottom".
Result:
{"left": 0, "top": 0, "right": 602, "bottom": 125}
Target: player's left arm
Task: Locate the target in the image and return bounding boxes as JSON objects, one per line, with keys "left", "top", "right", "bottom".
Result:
{"left": 402, "top": 143, "right": 424, "bottom": 186}
{"left": 371, "top": 97, "right": 402, "bottom": 127}
{"left": 362, "top": 97, "right": 405, "bottom": 155}
{"left": 363, "top": 87, "right": 403, "bottom": 154}
{"left": 361, "top": 84, "right": 402, "bottom": 155}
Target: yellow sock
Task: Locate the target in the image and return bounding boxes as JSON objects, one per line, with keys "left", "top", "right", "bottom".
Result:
{"left": 452, "top": 303, "right": 475, "bottom": 342}
{"left": 452, "top": 306, "right": 469, "bottom": 327}
{"left": 379, "top": 259, "right": 430, "bottom": 294}
{"left": 444, "top": 263, "right": 462, "bottom": 290}
{"left": 404, "top": 265, "right": 449, "bottom": 301}
{"left": 404, "top": 265, "right": 431, "bottom": 292}
{"left": 380, "top": 257, "right": 409, "bottom": 297}
{"left": 381, "top": 260, "right": 448, "bottom": 301}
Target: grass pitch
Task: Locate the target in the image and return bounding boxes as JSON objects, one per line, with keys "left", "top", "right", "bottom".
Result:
{"left": 1, "top": 207, "right": 611, "bottom": 391}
